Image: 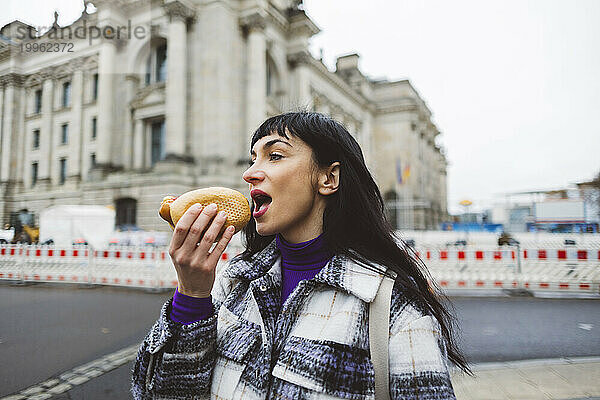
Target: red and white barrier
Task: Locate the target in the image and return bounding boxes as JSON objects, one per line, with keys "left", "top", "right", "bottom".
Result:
{"left": 414, "top": 247, "right": 600, "bottom": 264}
{"left": 1, "top": 243, "right": 598, "bottom": 294}
{"left": 420, "top": 246, "right": 600, "bottom": 294}
{"left": 0, "top": 243, "right": 243, "bottom": 289}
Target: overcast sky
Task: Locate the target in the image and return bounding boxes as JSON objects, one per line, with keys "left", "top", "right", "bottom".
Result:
{"left": 3, "top": 1, "right": 600, "bottom": 214}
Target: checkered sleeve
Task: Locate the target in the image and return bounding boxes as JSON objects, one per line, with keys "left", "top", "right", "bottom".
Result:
{"left": 388, "top": 312, "right": 457, "bottom": 399}
{"left": 131, "top": 272, "right": 233, "bottom": 399}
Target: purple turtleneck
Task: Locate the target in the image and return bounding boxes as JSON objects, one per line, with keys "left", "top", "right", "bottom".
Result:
{"left": 169, "top": 232, "right": 334, "bottom": 325}
{"left": 275, "top": 232, "right": 334, "bottom": 306}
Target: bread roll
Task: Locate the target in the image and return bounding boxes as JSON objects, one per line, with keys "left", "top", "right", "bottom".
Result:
{"left": 159, "top": 196, "right": 177, "bottom": 229}
{"left": 159, "top": 187, "right": 251, "bottom": 240}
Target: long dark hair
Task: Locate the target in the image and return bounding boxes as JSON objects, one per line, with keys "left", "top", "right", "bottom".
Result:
{"left": 237, "top": 111, "right": 472, "bottom": 375}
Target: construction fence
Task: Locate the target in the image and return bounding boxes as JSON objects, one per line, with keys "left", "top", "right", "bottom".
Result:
{"left": 415, "top": 245, "right": 600, "bottom": 294}
{"left": 0, "top": 239, "right": 598, "bottom": 295}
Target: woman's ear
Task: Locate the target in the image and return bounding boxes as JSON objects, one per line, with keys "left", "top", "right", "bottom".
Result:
{"left": 318, "top": 161, "right": 340, "bottom": 196}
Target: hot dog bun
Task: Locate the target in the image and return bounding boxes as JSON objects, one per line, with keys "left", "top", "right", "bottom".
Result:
{"left": 159, "top": 187, "right": 251, "bottom": 240}
{"left": 159, "top": 196, "right": 177, "bottom": 229}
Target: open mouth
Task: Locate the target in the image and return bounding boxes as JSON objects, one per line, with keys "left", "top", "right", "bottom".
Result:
{"left": 253, "top": 194, "right": 272, "bottom": 218}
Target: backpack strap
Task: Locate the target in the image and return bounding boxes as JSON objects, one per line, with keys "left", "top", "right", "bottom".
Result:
{"left": 369, "top": 272, "right": 396, "bottom": 400}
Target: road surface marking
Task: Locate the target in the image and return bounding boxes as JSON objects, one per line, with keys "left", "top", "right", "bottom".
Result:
{"left": 0, "top": 343, "right": 140, "bottom": 400}
{"left": 578, "top": 323, "right": 593, "bottom": 330}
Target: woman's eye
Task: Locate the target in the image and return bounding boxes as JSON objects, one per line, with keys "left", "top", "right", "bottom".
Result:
{"left": 248, "top": 153, "right": 282, "bottom": 166}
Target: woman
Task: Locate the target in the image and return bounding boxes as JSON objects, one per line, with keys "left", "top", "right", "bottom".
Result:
{"left": 131, "top": 111, "right": 472, "bottom": 399}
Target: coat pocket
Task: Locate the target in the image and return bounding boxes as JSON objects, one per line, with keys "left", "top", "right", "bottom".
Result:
{"left": 212, "top": 306, "right": 263, "bottom": 399}
{"left": 216, "top": 306, "right": 262, "bottom": 362}
{"left": 272, "top": 335, "right": 375, "bottom": 400}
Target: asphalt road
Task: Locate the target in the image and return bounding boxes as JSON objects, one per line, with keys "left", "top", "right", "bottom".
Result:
{"left": 0, "top": 282, "right": 173, "bottom": 398}
{"left": 1, "top": 282, "right": 599, "bottom": 399}
{"left": 450, "top": 295, "right": 600, "bottom": 362}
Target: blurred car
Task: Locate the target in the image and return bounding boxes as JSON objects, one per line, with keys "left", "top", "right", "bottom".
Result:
{"left": 404, "top": 239, "right": 416, "bottom": 248}
{"left": 498, "top": 232, "right": 520, "bottom": 246}
{"left": 0, "top": 226, "right": 14, "bottom": 244}
{"left": 116, "top": 224, "right": 142, "bottom": 232}
{"left": 72, "top": 238, "right": 88, "bottom": 246}
{"left": 446, "top": 240, "right": 467, "bottom": 247}
{"left": 109, "top": 227, "right": 169, "bottom": 247}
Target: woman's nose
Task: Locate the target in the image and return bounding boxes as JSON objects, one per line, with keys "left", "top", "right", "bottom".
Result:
{"left": 242, "top": 165, "right": 264, "bottom": 184}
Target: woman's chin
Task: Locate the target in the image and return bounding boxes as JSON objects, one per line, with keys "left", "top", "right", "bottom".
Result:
{"left": 255, "top": 223, "right": 272, "bottom": 237}
{"left": 256, "top": 222, "right": 281, "bottom": 237}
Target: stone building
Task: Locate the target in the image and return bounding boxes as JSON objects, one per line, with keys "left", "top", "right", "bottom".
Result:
{"left": 0, "top": 0, "right": 447, "bottom": 232}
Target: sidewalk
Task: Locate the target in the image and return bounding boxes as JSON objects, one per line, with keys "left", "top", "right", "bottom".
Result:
{"left": 450, "top": 357, "right": 600, "bottom": 399}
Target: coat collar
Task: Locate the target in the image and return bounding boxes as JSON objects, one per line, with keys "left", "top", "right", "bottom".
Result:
{"left": 224, "top": 238, "right": 388, "bottom": 303}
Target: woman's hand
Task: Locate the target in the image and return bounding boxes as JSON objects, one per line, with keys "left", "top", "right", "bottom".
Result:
{"left": 168, "top": 203, "right": 236, "bottom": 298}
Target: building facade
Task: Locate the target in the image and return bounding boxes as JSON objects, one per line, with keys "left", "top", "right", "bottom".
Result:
{"left": 0, "top": 0, "right": 447, "bottom": 232}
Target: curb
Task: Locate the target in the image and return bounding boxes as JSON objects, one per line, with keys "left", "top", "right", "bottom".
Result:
{"left": 451, "top": 355, "right": 600, "bottom": 373}
{"left": 442, "top": 288, "right": 600, "bottom": 299}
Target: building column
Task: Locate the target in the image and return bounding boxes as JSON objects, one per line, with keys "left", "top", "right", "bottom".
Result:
{"left": 70, "top": 68, "right": 84, "bottom": 182}
{"left": 0, "top": 73, "right": 25, "bottom": 214}
{"left": 124, "top": 75, "right": 139, "bottom": 169}
{"left": 287, "top": 51, "right": 313, "bottom": 111}
{"left": 0, "top": 85, "right": 4, "bottom": 185}
{"left": 0, "top": 81, "right": 8, "bottom": 224}
{"left": 242, "top": 13, "right": 267, "bottom": 136}
{"left": 362, "top": 112, "right": 374, "bottom": 172}
{"left": 38, "top": 74, "right": 54, "bottom": 188}
{"left": 132, "top": 118, "right": 144, "bottom": 170}
{"left": 14, "top": 84, "right": 26, "bottom": 193}
{"left": 94, "top": 38, "right": 116, "bottom": 172}
{"left": 0, "top": 83, "right": 14, "bottom": 183}
{"left": 162, "top": 0, "right": 195, "bottom": 163}
{"left": 296, "top": 64, "right": 312, "bottom": 109}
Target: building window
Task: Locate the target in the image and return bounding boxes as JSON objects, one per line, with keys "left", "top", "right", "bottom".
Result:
{"left": 59, "top": 158, "right": 67, "bottom": 185}
{"left": 92, "top": 73, "right": 98, "bottom": 100}
{"left": 90, "top": 153, "right": 96, "bottom": 168}
{"left": 145, "top": 58, "right": 150, "bottom": 85}
{"left": 115, "top": 198, "right": 137, "bottom": 228}
{"left": 145, "top": 40, "right": 167, "bottom": 85}
{"left": 266, "top": 54, "right": 279, "bottom": 97}
{"left": 61, "top": 124, "right": 68, "bottom": 144}
{"left": 91, "top": 117, "right": 97, "bottom": 140}
{"left": 34, "top": 89, "right": 42, "bottom": 113}
{"left": 151, "top": 119, "right": 166, "bottom": 166}
{"left": 384, "top": 190, "right": 399, "bottom": 230}
{"left": 32, "top": 129, "right": 40, "bottom": 149}
{"left": 31, "top": 162, "right": 38, "bottom": 187}
{"left": 266, "top": 59, "right": 273, "bottom": 96}
{"left": 156, "top": 44, "right": 167, "bottom": 82}
{"left": 62, "top": 81, "right": 71, "bottom": 107}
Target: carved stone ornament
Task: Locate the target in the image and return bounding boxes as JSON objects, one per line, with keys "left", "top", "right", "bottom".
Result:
{"left": 18, "top": 55, "right": 90, "bottom": 85}
{"left": 239, "top": 12, "right": 267, "bottom": 34}
{"left": 0, "top": 72, "right": 26, "bottom": 87}
{"left": 162, "top": 0, "right": 196, "bottom": 23}
{"left": 286, "top": 50, "right": 311, "bottom": 68}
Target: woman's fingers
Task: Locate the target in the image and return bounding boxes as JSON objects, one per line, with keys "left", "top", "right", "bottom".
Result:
{"left": 195, "top": 208, "right": 228, "bottom": 254}
{"left": 169, "top": 204, "right": 203, "bottom": 251}
{"left": 180, "top": 204, "right": 219, "bottom": 253}
{"left": 206, "top": 224, "right": 235, "bottom": 267}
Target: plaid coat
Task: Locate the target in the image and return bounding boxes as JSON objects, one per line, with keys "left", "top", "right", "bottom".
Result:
{"left": 131, "top": 239, "right": 457, "bottom": 399}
